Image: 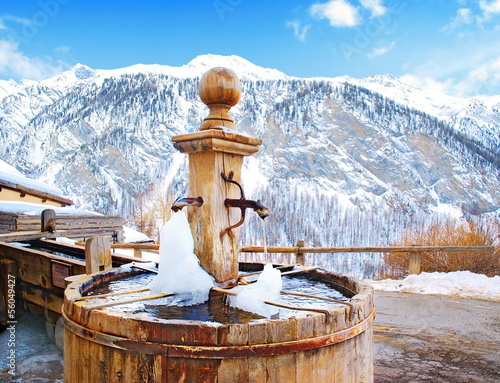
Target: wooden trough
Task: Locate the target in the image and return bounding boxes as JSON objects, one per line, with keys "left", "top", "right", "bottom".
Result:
{"left": 63, "top": 267, "right": 374, "bottom": 383}
{"left": 0, "top": 239, "right": 148, "bottom": 318}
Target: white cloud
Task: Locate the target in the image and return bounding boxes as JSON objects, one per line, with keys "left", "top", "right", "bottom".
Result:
{"left": 0, "top": 40, "right": 68, "bottom": 81}
{"left": 311, "top": 0, "right": 360, "bottom": 27}
{"left": 400, "top": 74, "right": 456, "bottom": 95}
{"left": 368, "top": 41, "right": 395, "bottom": 58}
{"left": 464, "top": 56, "right": 500, "bottom": 92}
{"left": 400, "top": 56, "right": 500, "bottom": 97}
{"left": 0, "top": 14, "right": 31, "bottom": 30}
{"left": 443, "top": 8, "right": 474, "bottom": 30}
{"left": 360, "top": 0, "right": 388, "bottom": 18}
{"left": 54, "top": 45, "right": 71, "bottom": 55}
{"left": 480, "top": 0, "right": 500, "bottom": 18}
{"left": 443, "top": 2, "right": 500, "bottom": 30}
{"left": 286, "top": 20, "right": 311, "bottom": 42}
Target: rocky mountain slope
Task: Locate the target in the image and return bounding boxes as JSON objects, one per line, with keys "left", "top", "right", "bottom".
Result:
{"left": 1, "top": 55, "right": 498, "bottom": 260}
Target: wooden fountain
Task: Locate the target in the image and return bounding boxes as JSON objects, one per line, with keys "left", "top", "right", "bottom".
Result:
{"left": 62, "top": 67, "right": 375, "bottom": 383}
{"left": 171, "top": 67, "right": 262, "bottom": 287}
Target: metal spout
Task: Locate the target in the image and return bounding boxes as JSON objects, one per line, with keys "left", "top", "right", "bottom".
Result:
{"left": 224, "top": 199, "right": 270, "bottom": 220}
{"left": 256, "top": 206, "right": 270, "bottom": 220}
{"left": 171, "top": 196, "right": 204, "bottom": 212}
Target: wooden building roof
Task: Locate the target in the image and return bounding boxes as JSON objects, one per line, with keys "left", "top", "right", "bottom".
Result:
{"left": 0, "top": 177, "right": 73, "bottom": 207}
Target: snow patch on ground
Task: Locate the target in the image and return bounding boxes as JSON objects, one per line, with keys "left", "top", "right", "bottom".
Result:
{"left": 368, "top": 271, "right": 500, "bottom": 301}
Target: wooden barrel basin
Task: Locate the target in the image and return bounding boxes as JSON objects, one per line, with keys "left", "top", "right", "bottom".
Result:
{"left": 63, "top": 267, "right": 374, "bottom": 382}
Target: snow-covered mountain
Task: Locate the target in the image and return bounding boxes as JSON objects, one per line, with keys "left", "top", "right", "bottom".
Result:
{"left": 1, "top": 55, "right": 498, "bottom": 260}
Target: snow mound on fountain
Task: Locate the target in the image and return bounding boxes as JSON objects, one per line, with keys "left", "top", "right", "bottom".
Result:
{"left": 230, "top": 263, "right": 282, "bottom": 318}
{"left": 148, "top": 211, "right": 214, "bottom": 306}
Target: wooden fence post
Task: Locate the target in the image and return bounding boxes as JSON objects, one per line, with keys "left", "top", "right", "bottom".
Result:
{"left": 114, "top": 230, "right": 124, "bottom": 243}
{"left": 408, "top": 252, "right": 422, "bottom": 275}
{"left": 85, "top": 236, "right": 112, "bottom": 274}
{"left": 295, "top": 240, "right": 305, "bottom": 266}
{"left": 41, "top": 209, "right": 57, "bottom": 233}
{"left": 133, "top": 248, "right": 143, "bottom": 258}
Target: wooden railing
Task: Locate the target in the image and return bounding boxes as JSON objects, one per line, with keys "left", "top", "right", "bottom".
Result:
{"left": 110, "top": 241, "right": 495, "bottom": 275}
{"left": 239, "top": 242, "right": 495, "bottom": 275}
{"left": 110, "top": 243, "right": 158, "bottom": 258}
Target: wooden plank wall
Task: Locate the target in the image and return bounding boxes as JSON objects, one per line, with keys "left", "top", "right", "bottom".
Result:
{"left": 0, "top": 211, "right": 124, "bottom": 239}
{"left": 0, "top": 211, "right": 18, "bottom": 232}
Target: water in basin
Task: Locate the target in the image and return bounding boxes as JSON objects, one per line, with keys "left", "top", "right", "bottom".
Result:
{"left": 82, "top": 269, "right": 350, "bottom": 324}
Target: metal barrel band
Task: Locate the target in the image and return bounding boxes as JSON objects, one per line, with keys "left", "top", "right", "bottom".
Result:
{"left": 63, "top": 309, "right": 375, "bottom": 359}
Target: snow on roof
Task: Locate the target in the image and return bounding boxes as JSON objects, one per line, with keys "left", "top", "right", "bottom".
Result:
{"left": 0, "top": 201, "right": 99, "bottom": 216}
{"left": 0, "top": 159, "right": 68, "bottom": 199}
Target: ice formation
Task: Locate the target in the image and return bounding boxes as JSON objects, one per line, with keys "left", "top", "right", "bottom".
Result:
{"left": 230, "top": 263, "right": 283, "bottom": 317}
{"left": 148, "top": 211, "right": 214, "bottom": 306}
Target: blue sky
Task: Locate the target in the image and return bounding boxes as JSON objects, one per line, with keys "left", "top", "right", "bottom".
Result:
{"left": 0, "top": 0, "right": 499, "bottom": 97}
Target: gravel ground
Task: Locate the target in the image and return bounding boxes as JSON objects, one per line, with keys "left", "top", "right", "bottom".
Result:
{"left": 374, "top": 291, "right": 500, "bottom": 383}
{"left": 0, "top": 313, "right": 63, "bottom": 382}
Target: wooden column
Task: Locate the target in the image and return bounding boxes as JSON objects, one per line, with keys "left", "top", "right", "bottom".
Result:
{"left": 172, "top": 68, "right": 262, "bottom": 286}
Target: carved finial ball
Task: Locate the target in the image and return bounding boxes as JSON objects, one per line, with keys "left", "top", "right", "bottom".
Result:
{"left": 199, "top": 67, "right": 241, "bottom": 107}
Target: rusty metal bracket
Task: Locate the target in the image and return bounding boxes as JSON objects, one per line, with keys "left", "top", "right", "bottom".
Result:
{"left": 220, "top": 171, "right": 269, "bottom": 238}
{"left": 220, "top": 171, "right": 246, "bottom": 238}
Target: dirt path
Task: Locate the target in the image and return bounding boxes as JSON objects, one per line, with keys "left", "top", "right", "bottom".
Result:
{"left": 374, "top": 291, "right": 500, "bottom": 382}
